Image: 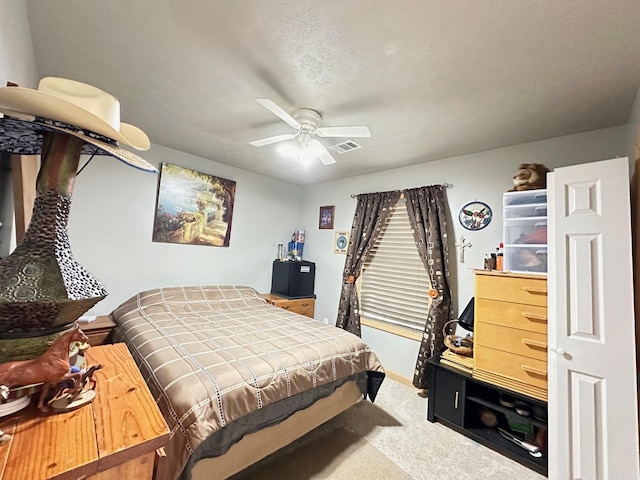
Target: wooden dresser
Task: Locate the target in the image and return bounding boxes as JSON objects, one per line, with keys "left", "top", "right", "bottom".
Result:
{"left": 261, "top": 293, "right": 315, "bottom": 318}
{"left": 472, "top": 270, "right": 548, "bottom": 401}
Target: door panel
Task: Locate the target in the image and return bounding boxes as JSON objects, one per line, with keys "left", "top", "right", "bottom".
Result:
{"left": 548, "top": 157, "right": 639, "bottom": 479}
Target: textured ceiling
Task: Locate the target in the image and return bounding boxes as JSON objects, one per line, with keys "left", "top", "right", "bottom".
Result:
{"left": 23, "top": 0, "right": 640, "bottom": 185}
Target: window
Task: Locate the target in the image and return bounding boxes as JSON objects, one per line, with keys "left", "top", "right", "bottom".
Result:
{"left": 358, "top": 196, "right": 431, "bottom": 340}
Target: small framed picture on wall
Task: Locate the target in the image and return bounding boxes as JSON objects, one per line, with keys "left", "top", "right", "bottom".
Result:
{"left": 334, "top": 231, "right": 349, "bottom": 254}
{"left": 319, "top": 205, "right": 335, "bottom": 229}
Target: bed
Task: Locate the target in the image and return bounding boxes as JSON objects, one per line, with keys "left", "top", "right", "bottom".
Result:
{"left": 111, "top": 285, "right": 385, "bottom": 480}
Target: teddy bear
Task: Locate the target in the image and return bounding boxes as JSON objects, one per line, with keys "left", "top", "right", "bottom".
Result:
{"left": 508, "top": 163, "right": 550, "bottom": 192}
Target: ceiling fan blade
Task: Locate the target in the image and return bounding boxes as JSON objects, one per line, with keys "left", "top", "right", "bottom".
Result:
{"left": 250, "top": 133, "right": 296, "bottom": 147}
{"left": 312, "top": 139, "right": 336, "bottom": 165}
{"left": 255, "top": 98, "right": 300, "bottom": 129}
{"left": 315, "top": 125, "right": 371, "bottom": 138}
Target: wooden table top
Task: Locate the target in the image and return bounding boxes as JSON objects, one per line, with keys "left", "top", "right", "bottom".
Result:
{"left": 0, "top": 343, "right": 169, "bottom": 480}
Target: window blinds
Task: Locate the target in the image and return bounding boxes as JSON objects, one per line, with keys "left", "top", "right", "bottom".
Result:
{"left": 359, "top": 197, "right": 431, "bottom": 332}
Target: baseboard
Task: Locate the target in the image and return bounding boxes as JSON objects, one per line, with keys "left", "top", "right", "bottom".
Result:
{"left": 384, "top": 369, "right": 416, "bottom": 389}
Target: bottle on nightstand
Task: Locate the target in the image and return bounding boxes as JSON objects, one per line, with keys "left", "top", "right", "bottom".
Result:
{"left": 496, "top": 243, "right": 504, "bottom": 271}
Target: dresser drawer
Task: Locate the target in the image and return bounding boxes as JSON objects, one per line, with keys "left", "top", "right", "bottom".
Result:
{"left": 475, "top": 347, "right": 547, "bottom": 391}
{"left": 85, "top": 331, "right": 113, "bottom": 346}
{"left": 268, "top": 297, "right": 315, "bottom": 318}
{"left": 475, "top": 298, "right": 547, "bottom": 333}
{"left": 475, "top": 273, "right": 547, "bottom": 306}
{"left": 474, "top": 322, "right": 547, "bottom": 361}
{"left": 286, "top": 298, "right": 314, "bottom": 318}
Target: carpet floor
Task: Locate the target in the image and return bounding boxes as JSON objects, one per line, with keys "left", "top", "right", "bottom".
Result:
{"left": 232, "top": 378, "right": 546, "bottom": 480}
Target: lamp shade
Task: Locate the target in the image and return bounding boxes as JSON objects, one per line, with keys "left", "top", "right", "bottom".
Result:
{"left": 457, "top": 297, "right": 475, "bottom": 332}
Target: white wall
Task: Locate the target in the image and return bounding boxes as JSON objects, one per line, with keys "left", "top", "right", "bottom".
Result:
{"left": 300, "top": 125, "right": 628, "bottom": 380}
{"left": 0, "top": 0, "right": 38, "bottom": 88}
{"left": 627, "top": 85, "right": 640, "bottom": 168}
{"left": 68, "top": 143, "right": 302, "bottom": 314}
{"left": 0, "top": 0, "right": 39, "bottom": 256}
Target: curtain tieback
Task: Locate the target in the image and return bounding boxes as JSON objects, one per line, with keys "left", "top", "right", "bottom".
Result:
{"left": 429, "top": 288, "right": 439, "bottom": 299}
{"left": 347, "top": 275, "right": 355, "bottom": 284}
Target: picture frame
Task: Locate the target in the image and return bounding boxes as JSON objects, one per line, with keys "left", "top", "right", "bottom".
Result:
{"left": 319, "top": 205, "right": 335, "bottom": 229}
{"left": 152, "top": 163, "right": 236, "bottom": 247}
{"left": 334, "top": 231, "right": 349, "bottom": 254}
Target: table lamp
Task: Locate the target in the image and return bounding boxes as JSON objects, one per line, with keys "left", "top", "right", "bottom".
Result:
{"left": 457, "top": 297, "right": 475, "bottom": 332}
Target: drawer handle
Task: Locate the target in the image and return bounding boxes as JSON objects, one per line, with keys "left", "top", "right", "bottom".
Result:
{"left": 521, "top": 365, "right": 547, "bottom": 378}
{"left": 521, "top": 287, "right": 547, "bottom": 295}
{"left": 521, "top": 338, "right": 547, "bottom": 350}
{"left": 301, "top": 303, "right": 309, "bottom": 307}
{"left": 521, "top": 312, "right": 547, "bottom": 322}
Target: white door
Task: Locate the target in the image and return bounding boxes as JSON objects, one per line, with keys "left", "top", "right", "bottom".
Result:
{"left": 548, "top": 157, "right": 639, "bottom": 479}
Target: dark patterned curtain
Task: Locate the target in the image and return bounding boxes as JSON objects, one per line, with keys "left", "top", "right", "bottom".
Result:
{"left": 404, "top": 185, "right": 452, "bottom": 389}
{"left": 336, "top": 191, "right": 401, "bottom": 336}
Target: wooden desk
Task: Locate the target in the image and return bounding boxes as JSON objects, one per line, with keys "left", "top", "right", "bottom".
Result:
{"left": 0, "top": 343, "right": 169, "bottom": 480}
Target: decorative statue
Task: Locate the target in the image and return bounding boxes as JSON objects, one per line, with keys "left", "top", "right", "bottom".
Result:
{"left": 48, "top": 363, "right": 102, "bottom": 411}
{"left": 0, "top": 325, "right": 89, "bottom": 412}
{"left": 507, "top": 163, "right": 550, "bottom": 192}
{"left": 0, "top": 386, "right": 9, "bottom": 445}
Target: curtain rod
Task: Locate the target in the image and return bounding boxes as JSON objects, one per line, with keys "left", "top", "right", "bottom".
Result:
{"left": 350, "top": 183, "right": 453, "bottom": 198}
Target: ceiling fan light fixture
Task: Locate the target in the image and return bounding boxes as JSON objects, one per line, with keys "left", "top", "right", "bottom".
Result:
{"left": 277, "top": 143, "right": 298, "bottom": 157}
{"left": 298, "top": 143, "right": 320, "bottom": 165}
{"left": 276, "top": 142, "right": 315, "bottom": 166}
{"left": 250, "top": 98, "right": 367, "bottom": 167}
{"left": 297, "top": 130, "right": 312, "bottom": 148}
{"left": 298, "top": 152, "right": 313, "bottom": 167}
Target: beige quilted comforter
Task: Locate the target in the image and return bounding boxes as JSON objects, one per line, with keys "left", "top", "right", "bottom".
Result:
{"left": 112, "top": 285, "right": 385, "bottom": 480}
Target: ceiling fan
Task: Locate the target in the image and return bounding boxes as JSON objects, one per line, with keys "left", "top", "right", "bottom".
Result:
{"left": 249, "top": 98, "right": 371, "bottom": 165}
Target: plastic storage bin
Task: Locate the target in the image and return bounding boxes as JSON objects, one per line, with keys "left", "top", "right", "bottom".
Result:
{"left": 504, "top": 203, "right": 547, "bottom": 219}
{"left": 504, "top": 246, "right": 547, "bottom": 273}
{"left": 503, "top": 189, "right": 547, "bottom": 274}
{"left": 503, "top": 190, "right": 547, "bottom": 206}
{"left": 504, "top": 218, "right": 548, "bottom": 245}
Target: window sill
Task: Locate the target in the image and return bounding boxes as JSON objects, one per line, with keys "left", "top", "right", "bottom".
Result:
{"left": 360, "top": 317, "right": 422, "bottom": 341}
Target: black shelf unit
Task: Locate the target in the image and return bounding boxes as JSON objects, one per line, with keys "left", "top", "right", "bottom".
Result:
{"left": 426, "top": 356, "right": 548, "bottom": 476}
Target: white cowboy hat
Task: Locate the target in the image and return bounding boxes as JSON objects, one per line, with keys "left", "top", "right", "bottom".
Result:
{"left": 0, "top": 77, "right": 157, "bottom": 173}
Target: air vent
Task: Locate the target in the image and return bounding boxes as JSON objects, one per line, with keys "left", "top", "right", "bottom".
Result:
{"left": 330, "top": 140, "right": 362, "bottom": 154}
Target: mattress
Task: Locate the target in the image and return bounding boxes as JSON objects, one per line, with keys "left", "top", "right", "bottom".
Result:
{"left": 112, "top": 285, "right": 385, "bottom": 480}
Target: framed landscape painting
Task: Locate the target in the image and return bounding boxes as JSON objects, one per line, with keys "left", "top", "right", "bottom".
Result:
{"left": 152, "top": 163, "right": 236, "bottom": 247}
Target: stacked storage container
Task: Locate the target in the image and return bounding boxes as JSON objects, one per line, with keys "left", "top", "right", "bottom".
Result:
{"left": 503, "top": 189, "right": 547, "bottom": 274}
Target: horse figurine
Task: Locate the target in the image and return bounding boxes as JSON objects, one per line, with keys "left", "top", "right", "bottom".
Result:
{"left": 46, "top": 363, "right": 102, "bottom": 413}
{"left": 0, "top": 324, "right": 88, "bottom": 412}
